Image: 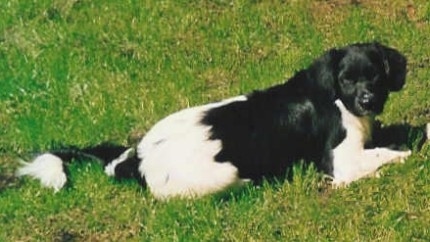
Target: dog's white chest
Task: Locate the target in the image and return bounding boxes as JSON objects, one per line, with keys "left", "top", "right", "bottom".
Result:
{"left": 331, "top": 100, "right": 411, "bottom": 185}
{"left": 332, "top": 100, "right": 373, "bottom": 183}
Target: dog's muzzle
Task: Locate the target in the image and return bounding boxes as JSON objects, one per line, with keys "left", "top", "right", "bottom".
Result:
{"left": 355, "top": 90, "right": 383, "bottom": 116}
{"left": 358, "top": 92, "right": 375, "bottom": 110}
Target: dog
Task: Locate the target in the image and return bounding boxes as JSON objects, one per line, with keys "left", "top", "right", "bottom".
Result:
{"left": 17, "top": 42, "right": 424, "bottom": 200}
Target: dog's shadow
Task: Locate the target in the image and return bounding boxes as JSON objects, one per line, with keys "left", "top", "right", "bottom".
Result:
{"left": 367, "top": 121, "right": 428, "bottom": 151}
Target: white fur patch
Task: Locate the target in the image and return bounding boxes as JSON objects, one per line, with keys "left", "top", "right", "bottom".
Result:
{"left": 137, "top": 95, "right": 247, "bottom": 199}
{"left": 332, "top": 100, "right": 411, "bottom": 185}
{"left": 16, "top": 154, "right": 67, "bottom": 192}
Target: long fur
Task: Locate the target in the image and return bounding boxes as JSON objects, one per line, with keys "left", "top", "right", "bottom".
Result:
{"left": 16, "top": 42, "right": 428, "bottom": 199}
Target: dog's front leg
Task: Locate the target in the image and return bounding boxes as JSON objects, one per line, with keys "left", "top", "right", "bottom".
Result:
{"left": 332, "top": 147, "right": 411, "bottom": 186}
{"left": 360, "top": 147, "right": 411, "bottom": 172}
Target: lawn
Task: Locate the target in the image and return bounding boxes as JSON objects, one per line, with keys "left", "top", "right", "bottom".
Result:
{"left": 0, "top": 0, "right": 429, "bottom": 241}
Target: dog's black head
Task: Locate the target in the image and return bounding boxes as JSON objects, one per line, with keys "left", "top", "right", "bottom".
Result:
{"left": 311, "top": 42, "right": 407, "bottom": 117}
{"left": 336, "top": 43, "right": 407, "bottom": 116}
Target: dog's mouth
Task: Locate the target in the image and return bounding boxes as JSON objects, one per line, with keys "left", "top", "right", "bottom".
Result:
{"left": 354, "top": 102, "right": 373, "bottom": 116}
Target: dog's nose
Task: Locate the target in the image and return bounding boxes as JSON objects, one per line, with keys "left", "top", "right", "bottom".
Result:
{"left": 359, "top": 92, "right": 375, "bottom": 107}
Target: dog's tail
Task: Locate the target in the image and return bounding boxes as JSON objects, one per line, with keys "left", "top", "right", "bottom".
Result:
{"left": 16, "top": 143, "right": 144, "bottom": 192}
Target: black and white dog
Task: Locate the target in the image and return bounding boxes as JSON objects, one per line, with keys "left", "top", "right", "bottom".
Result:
{"left": 17, "top": 42, "right": 425, "bottom": 199}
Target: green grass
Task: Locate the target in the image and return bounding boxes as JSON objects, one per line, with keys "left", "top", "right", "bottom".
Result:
{"left": 1, "top": 0, "right": 429, "bottom": 241}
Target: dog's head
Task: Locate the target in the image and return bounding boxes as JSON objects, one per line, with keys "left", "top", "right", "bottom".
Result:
{"left": 336, "top": 43, "right": 407, "bottom": 116}
{"left": 312, "top": 42, "right": 407, "bottom": 116}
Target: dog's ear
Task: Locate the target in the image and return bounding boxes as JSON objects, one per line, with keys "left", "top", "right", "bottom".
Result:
{"left": 309, "top": 48, "right": 346, "bottom": 98}
{"left": 375, "top": 43, "right": 407, "bottom": 91}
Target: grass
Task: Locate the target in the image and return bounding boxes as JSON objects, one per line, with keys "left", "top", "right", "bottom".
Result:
{"left": 0, "top": 0, "right": 429, "bottom": 241}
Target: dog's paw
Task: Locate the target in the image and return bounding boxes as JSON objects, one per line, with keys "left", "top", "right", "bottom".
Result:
{"left": 396, "top": 150, "right": 412, "bottom": 164}
{"left": 331, "top": 181, "right": 346, "bottom": 189}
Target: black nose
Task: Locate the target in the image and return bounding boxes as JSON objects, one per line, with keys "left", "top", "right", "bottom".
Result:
{"left": 359, "top": 92, "right": 375, "bottom": 107}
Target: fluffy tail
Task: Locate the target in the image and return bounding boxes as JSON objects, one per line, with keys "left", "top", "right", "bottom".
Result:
{"left": 16, "top": 143, "right": 143, "bottom": 192}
